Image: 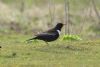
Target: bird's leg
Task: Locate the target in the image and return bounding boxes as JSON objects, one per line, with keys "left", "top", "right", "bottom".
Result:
{"left": 45, "top": 41, "right": 49, "bottom": 46}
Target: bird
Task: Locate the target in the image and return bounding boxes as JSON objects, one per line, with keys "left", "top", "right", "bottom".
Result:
{"left": 27, "top": 23, "right": 64, "bottom": 45}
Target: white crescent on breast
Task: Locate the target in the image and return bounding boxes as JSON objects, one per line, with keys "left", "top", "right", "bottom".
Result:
{"left": 56, "top": 30, "right": 61, "bottom": 35}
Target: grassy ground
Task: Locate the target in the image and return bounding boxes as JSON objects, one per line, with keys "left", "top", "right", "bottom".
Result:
{"left": 0, "top": 0, "right": 100, "bottom": 67}
{"left": 0, "top": 34, "right": 100, "bottom": 67}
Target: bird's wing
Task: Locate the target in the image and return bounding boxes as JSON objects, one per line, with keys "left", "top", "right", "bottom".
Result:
{"left": 43, "top": 28, "right": 55, "bottom": 33}
{"left": 27, "top": 29, "right": 55, "bottom": 42}
{"left": 27, "top": 32, "right": 55, "bottom": 41}
{"left": 34, "top": 28, "right": 55, "bottom": 36}
{"left": 36, "top": 32, "right": 55, "bottom": 37}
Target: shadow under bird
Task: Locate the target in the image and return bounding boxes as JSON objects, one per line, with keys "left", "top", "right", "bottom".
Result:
{"left": 27, "top": 23, "right": 64, "bottom": 45}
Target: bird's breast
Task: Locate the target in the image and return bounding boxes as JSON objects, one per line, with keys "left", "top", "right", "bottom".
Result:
{"left": 56, "top": 30, "right": 61, "bottom": 35}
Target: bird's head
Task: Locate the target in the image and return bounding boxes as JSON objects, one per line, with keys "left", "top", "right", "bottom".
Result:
{"left": 55, "top": 23, "right": 64, "bottom": 31}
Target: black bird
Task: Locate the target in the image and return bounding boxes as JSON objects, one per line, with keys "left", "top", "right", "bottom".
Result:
{"left": 27, "top": 23, "right": 64, "bottom": 45}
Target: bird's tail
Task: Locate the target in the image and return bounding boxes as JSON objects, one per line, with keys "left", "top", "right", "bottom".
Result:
{"left": 26, "top": 37, "right": 36, "bottom": 42}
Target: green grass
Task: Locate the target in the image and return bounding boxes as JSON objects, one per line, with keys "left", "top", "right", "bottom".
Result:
{"left": 0, "top": 34, "right": 100, "bottom": 67}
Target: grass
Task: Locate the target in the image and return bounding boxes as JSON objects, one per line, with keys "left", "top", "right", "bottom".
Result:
{"left": 0, "top": 34, "right": 100, "bottom": 67}
{"left": 0, "top": 0, "right": 100, "bottom": 66}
